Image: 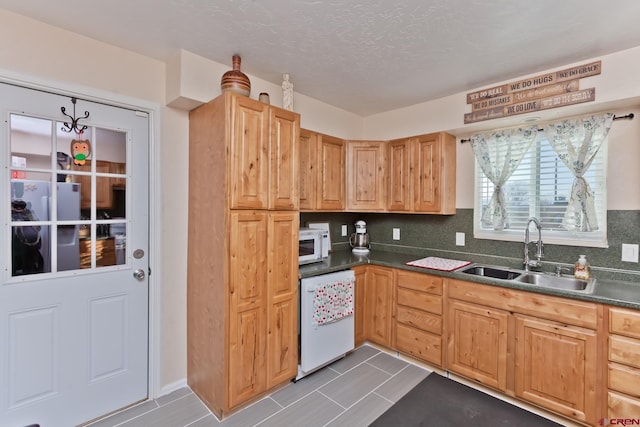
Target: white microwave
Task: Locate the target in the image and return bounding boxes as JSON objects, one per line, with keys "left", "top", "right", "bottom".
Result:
{"left": 298, "top": 228, "right": 329, "bottom": 265}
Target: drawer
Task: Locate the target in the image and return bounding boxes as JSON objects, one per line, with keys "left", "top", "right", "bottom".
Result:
{"left": 396, "top": 270, "right": 443, "bottom": 295}
{"left": 608, "top": 390, "right": 640, "bottom": 418}
{"left": 397, "top": 287, "right": 442, "bottom": 315}
{"left": 610, "top": 307, "right": 640, "bottom": 339}
{"left": 396, "top": 306, "right": 442, "bottom": 335}
{"left": 448, "top": 278, "right": 598, "bottom": 329}
{"left": 609, "top": 334, "right": 640, "bottom": 368}
{"left": 395, "top": 323, "right": 442, "bottom": 366}
{"left": 609, "top": 362, "right": 640, "bottom": 397}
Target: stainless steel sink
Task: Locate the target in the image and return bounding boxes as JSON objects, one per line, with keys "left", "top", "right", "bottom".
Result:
{"left": 514, "top": 272, "right": 594, "bottom": 292}
{"left": 458, "top": 264, "right": 595, "bottom": 293}
{"left": 459, "top": 265, "right": 523, "bottom": 280}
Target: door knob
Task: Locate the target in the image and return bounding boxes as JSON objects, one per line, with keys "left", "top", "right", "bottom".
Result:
{"left": 133, "top": 269, "right": 146, "bottom": 281}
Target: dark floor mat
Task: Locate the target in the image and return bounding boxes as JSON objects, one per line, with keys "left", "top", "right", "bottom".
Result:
{"left": 370, "top": 373, "right": 562, "bottom": 427}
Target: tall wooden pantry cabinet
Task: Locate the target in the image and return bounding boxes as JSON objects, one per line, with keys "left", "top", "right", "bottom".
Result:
{"left": 187, "top": 92, "right": 300, "bottom": 418}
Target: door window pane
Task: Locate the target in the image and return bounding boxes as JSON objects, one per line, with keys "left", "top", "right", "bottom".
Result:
{"left": 11, "top": 224, "right": 50, "bottom": 275}
{"left": 8, "top": 114, "right": 128, "bottom": 275}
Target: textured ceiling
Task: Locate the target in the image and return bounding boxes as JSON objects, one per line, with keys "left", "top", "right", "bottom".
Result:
{"left": 1, "top": 0, "right": 640, "bottom": 116}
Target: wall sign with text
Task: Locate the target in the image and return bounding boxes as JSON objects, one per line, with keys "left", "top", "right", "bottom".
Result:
{"left": 464, "top": 61, "right": 601, "bottom": 124}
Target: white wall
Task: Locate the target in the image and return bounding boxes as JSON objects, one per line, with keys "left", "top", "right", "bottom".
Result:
{"left": 0, "top": 9, "right": 189, "bottom": 393}
{"left": 0, "top": 9, "right": 363, "bottom": 395}
{"left": 363, "top": 47, "right": 640, "bottom": 210}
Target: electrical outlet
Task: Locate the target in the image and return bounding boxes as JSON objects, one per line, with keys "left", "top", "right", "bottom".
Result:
{"left": 392, "top": 228, "right": 400, "bottom": 240}
{"left": 621, "top": 243, "right": 639, "bottom": 262}
{"left": 456, "top": 232, "right": 465, "bottom": 246}
{"left": 341, "top": 224, "right": 348, "bottom": 236}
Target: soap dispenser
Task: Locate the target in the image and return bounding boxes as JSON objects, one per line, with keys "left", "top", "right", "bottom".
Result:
{"left": 574, "top": 255, "right": 591, "bottom": 280}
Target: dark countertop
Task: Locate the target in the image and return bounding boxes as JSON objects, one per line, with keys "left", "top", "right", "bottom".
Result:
{"left": 299, "top": 249, "right": 640, "bottom": 310}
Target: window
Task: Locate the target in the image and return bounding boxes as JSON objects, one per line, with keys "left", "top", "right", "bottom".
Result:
{"left": 474, "top": 134, "right": 608, "bottom": 247}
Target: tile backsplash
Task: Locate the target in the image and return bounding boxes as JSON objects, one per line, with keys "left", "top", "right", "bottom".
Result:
{"left": 301, "top": 209, "right": 640, "bottom": 278}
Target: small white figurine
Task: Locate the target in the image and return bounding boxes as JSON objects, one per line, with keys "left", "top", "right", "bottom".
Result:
{"left": 282, "top": 73, "right": 293, "bottom": 111}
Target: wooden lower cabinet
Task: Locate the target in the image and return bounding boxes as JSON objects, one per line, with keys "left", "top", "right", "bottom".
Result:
{"left": 353, "top": 266, "right": 367, "bottom": 346}
{"left": 607, "top": 307, "right": 640, "bottom": 418}
{"left": 447, "top": 278, "right": 600, "bottom": 425}
{"left": 447, "top": 299, "right": 509, "bottom": 391}
{"left": 189, "top": 210, "right": 298, "bottom": 417}
{"left": 266, "top": 212, "right": 299, "bottom": 388}
{"left": 514, "top": 315, "right": 597, "bottom": 423}
{"left": 365, "top": 266, "right": 395, "bottom": 347}
{"left": 228, "top": 211, "right": 268, "bottom": 407}
{"left": 394, "top": 270, "right": 444, "bottom": 367}
{"left": 609, "top": 391, "right": 640, "bottom": 418}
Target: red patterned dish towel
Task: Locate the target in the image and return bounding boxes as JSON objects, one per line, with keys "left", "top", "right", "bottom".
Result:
{"left": 406, "top": 256, "right": 471, "bottom": 272}
{"left": 313, "top": 278, "right": 355, "bottom": 325}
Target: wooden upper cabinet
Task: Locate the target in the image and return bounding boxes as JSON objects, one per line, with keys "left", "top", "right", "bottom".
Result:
{"left": 316, "top": 134, "right": 345, "bottom": 210}
{"left": 299, "top": 129, "right": 317, "bottom": 210}
{"left": 414, "top": 132, "right": 456, "bottom": 214}
{"left": 229, "top": 96, "right": 299, "bottom": 210}
{"left": 387, "top": 138, "right": 413, "bottom": 211}
{"left": 300, "top": 130, "right": 455, "bottom": 214}
{"left": 76, "top": 160, "right": 113, "bottom": 210}
{"left": 269, "top": 107, "right": 300, "bottom": 210}
{"left": 229, "top": 95, "right": 269, "bottom": 209}
{"left": 346, "top": 141, "right": 386, "bottom": 211}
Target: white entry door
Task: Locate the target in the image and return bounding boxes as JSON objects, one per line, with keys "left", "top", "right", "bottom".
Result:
{"left": 0, "top": 83, "right": 150, "bottom": 427}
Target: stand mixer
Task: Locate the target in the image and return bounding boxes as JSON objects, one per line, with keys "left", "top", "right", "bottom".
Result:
{"left": 349, "top": 220, "right": 370, "bottom": 254}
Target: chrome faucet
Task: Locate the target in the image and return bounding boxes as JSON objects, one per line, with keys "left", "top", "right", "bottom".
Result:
{"left": 523, "top": 217, "right": 544, "bottom": 271}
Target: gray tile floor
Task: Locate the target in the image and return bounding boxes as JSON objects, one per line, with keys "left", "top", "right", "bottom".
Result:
{"left": 87, "top": 345, "right": 430, "bottom": 427}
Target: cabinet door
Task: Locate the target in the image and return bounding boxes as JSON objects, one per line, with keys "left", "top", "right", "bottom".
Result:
{"left": 448, "top": 299, "right": 508, "bottom": 391}
{"left": 316, "top": 134, "right": 345, "bottom": 210}
{"left": 269, "top": 107, "right": 300, "bottom": 210}
{"left": 515, "top": 315, "right": 597, "bottom": 424}
{"left": 413, "top": 132, "right": 456, "bottom": 214}
{"left": 353, "top": 266, "right": 367, "bottom": 346}
{"left": 266, "top": 212, "right": 299, "bottom": 387}
{"left": 230, "top": 95, "right": 269, "bottom": 209}
{"left": 299, "top": 129, "right": 317, "bottom": 210}
{"left": 365, "top": 266, "right": 395, "bottom": 347}
{"left": 387, "top": 138, "right": 412, "bottom": 211}
{"left": 228, "top": 211, "right": 268, "bottom": 407}
{"left": 346, "top": 141, "right": 386, "bottom": 211}
{"left": 110, "top": 161, "right": 126, "bottom": 187}
{"left": 76, "top": 160, "right": 113, "bottom": 209}
{"left": 414, "top": 133, "right": 440, "bottom": 212}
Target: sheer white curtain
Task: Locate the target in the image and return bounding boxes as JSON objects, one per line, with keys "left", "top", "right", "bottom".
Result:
{"left": 470, "top": 126, "right": 538, "bottom": 230}
{"left": 545, "top": 113, "right": 614, "bottom": 232}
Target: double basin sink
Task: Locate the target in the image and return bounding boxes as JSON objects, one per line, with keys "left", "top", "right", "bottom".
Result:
{"left": 458, "top": 264, "right": 595, "bottom": 293}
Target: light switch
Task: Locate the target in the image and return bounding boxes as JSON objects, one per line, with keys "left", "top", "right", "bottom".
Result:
{"left": 392, "top": 228, "right": 400, "bottom": 240}
{"left": 341, "top": 224, "right": 348, "bottom": 236}
{"left": 621, "top": 243, "right": 639, "bottom": 262}
{"left": 456, "top": 232, "right": 465, "bottom": 246}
